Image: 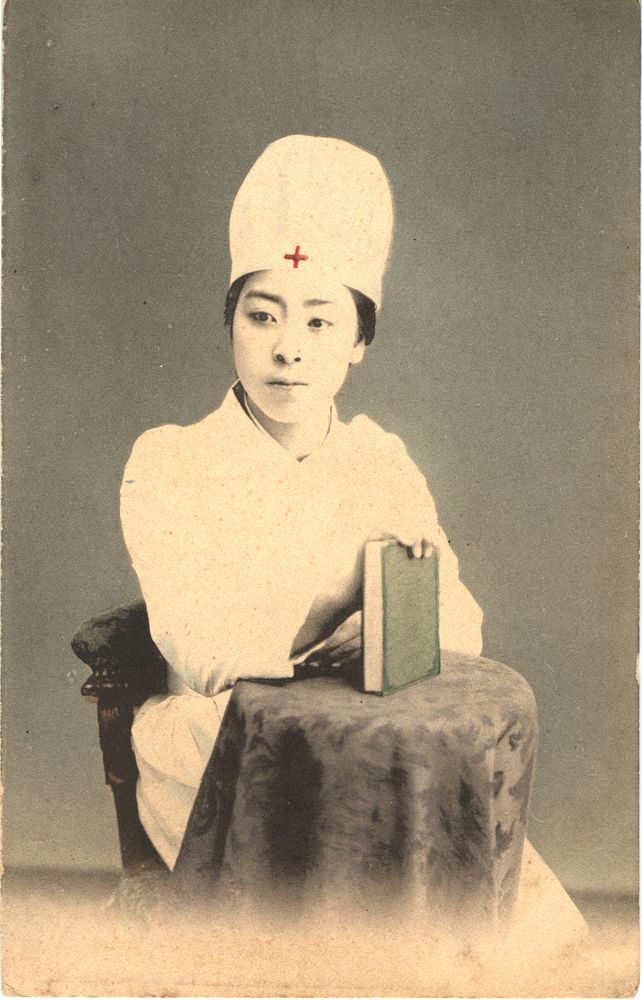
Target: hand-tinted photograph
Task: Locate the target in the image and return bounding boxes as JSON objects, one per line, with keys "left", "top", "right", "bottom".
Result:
{"left": 2, "top": 0, "right": 638, "bottom": 995}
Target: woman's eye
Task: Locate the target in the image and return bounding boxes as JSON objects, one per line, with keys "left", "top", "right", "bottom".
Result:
{"left": 308, "top": 317, "right": 332, "bottom": 329}
{"left": 249, "top": 311, "right": 275, "bottom": 324}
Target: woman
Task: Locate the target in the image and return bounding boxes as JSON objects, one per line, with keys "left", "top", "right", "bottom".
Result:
{"left": 121, "top": 135, "right": 587, "bottom": 947}
{"left": 122, "top": 134, "right": 482, "bottom": 868}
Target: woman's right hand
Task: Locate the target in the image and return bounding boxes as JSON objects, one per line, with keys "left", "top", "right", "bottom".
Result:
{"left": 302, "top": 610, "right": 363, "bottom": 669}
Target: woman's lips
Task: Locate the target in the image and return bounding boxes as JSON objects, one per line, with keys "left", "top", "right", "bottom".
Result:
{"left": 266, "top": 380, "right": 308, "bottom": 391}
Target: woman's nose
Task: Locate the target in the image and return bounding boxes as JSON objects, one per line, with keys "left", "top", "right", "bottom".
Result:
{"left": 273, "top": 331, "right": 302, "bottom": 364}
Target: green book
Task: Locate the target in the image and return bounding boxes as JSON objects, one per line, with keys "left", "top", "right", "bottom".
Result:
{"left": 362, "top": 540, "right": 440, "bottom": 695}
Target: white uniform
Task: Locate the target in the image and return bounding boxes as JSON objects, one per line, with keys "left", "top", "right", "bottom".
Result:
{"left": 120, "top": 383, "right": 483, "bottom": 868}
{"left": 121, "top": 134, "right": 589, "bottom": 940}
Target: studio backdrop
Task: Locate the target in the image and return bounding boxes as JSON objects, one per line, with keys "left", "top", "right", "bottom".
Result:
{"left": 3, "top": 0, "right": 638, "bottom": 896}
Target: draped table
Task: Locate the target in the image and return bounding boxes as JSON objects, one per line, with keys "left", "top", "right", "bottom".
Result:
{"left": 169, "top": 652, "right": 538, "bottom": 930}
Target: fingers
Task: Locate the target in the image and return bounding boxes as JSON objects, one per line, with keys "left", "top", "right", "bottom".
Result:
{"left": 403, "top": 537, "right": 436, "bottom": 559}
{"left": 309, "top": 633, "right": 361, "bottom": 666}
{"left": 323, "top": 633, "right": 362, "bottom": 660}
{"left": 306, "top": 631, "right": 362, "bottom": 669}
{"left": 370, "top": 532, "right": 437, "bottom": 559}
{"left": 299, "top": 610, "right": 363, "bottom": 670}
{"left": 323, "top": 648, "right": 362, "bottom": 670}
{"left": 334, "top": 648, "right": 361, "bottom": 667}
{"left": 305, "top": 649, "right": 360, "bottom": 670}
{"left": 321, "top": 626, "right": 361, "bottom": 654}
{"left": 319, "top": 611, "right": 362, "bottom": 653}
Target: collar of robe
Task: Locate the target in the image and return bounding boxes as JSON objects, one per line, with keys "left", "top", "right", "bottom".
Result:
{"left": 231, "top": 380, "right": 337, "bottom": 464}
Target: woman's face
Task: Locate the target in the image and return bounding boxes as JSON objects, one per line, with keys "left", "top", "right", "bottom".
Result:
{"left": 231, "top": 269, "right": 365, "bottom": 425}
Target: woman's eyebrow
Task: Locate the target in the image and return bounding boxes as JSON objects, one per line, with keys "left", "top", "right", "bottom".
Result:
{"left": 244, "top": 292, "right": 335, "bottom": 308}
{"left": 245, "top": 291, "right": 283, "bottom": 305}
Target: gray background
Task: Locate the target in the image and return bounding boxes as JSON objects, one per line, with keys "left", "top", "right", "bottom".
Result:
{"left": 3, "top": 0, "right": 638, "bottom": 892}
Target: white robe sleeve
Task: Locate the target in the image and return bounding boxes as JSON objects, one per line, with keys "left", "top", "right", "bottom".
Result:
{"left": 120, "top": 426, "right": 294, "bottom": 695}
{"left": 376, "top": 430, "right": 485, "bottom": 658}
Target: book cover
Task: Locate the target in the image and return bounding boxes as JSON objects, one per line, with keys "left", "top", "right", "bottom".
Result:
{"left": 363, "top": 540, "right": 440, "bottom": 695}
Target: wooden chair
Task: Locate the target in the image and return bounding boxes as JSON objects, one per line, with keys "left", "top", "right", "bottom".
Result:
{"left": 72, "top": 601, "right": 342, "bottom": 876}
{"left": 72, "top": 601, "right": 169, "bottom": 874}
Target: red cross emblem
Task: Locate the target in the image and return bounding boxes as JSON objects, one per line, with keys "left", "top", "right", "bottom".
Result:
{"left": 284, "top": 245, "right": 308, "bottom": 268}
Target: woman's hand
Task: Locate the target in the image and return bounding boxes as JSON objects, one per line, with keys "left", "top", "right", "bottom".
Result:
{"left": 373, "top": 533, "right": 438, "bottom": 560}
{"left": 304, "top": 610, "right": 363, "bottom": 670}
{"left": 300, "top": 538, "right": 437, "bottom": 671}
{"left": 400, "top": 536, "right": 437, "bottom": 560}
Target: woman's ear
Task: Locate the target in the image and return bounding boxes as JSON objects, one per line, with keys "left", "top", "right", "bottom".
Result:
{"left": 349, "top": 338, "right": 366, "bottom": 367}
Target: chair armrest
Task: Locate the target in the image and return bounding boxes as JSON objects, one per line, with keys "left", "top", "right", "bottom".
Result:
{"left": 72, "top": 600, "right": 168, "bottom": 701}
{"left": 73, "top": 600, "right": 170, "bottom": 871}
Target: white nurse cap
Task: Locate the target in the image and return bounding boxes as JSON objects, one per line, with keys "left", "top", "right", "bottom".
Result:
{"left": 229, "top": 135, "right": 394, "bottom": 311}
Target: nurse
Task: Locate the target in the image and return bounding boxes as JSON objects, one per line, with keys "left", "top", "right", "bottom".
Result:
{"left": 121, "top": 135, "right": 485, "bottom": 869}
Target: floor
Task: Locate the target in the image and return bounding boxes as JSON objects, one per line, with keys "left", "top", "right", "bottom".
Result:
{"left": 2, "top": 868, "right": 639, "bottom": 997}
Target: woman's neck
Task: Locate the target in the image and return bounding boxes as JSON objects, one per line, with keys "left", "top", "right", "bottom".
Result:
{"left": 243, "top": 390, "right": 332, "bottom": 460}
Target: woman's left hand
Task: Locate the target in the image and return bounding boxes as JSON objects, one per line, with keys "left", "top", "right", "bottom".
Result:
{"left": 372, "top": 533, "right": 439, "bottom": 560}
{"left": 399, "top": 536, "right": 437, "bottom": 560}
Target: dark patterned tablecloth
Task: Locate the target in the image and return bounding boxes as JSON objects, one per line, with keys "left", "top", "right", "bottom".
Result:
{"left": 170, "top": 652, "right": 538, "bottom": 928}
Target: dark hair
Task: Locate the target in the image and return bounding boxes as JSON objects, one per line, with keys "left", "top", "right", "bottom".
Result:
{"left": 224, "top": 272, "right": 376, "bottom": 345}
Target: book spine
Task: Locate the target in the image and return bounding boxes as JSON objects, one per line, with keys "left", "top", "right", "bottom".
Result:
{"left": 362, "top": 542, "right": 384, "bottom": 692}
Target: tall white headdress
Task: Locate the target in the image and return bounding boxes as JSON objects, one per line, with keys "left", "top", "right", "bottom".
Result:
{"left": 229, "top": 135, "right": 394, "bottom": 310}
